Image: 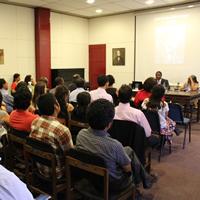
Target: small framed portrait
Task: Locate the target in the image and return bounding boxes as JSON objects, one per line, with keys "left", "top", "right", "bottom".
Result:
{"left": 112, "top": 48, "right": 125, "bottom": 66}
{"left": 0, "top": 49, "right": 4, "bottom": 64}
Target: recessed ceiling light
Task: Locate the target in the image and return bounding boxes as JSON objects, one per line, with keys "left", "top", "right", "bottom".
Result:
{"left": 188, "top": 5, "right": 194, "bottom": 8}
{"left": 96, "top": 9, "right": 103, "bottom": 13}
{"left": 145, "top": 0, "right": 154, "bottom": 5}
{"left": 86, "top": 0, "right": 95, "bottom": 4}
{"left": 170, "top": 7, "right": 175, "bottom": 10}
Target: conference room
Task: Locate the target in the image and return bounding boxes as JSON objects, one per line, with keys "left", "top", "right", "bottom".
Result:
{"left": 0, "top": 0, "right": 200, "bottom": 200}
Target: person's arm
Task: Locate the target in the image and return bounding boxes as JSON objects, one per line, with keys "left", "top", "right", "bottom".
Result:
{"left": 190, "top": 77, "right": 199, "bottom": 91}
{"left": 122, "top": 163, "right": 132, "bottom": 173}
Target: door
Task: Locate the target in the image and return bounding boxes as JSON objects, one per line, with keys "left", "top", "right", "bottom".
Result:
{"left": 89, "top": 44, "right": 106, "bottom": 90}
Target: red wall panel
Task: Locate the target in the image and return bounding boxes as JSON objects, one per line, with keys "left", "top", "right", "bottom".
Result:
{"left": 35, "top": 8, "right": 51, "bottom": 87}
{"left": 89, "top": 44, "right": 106, "bottom": 90}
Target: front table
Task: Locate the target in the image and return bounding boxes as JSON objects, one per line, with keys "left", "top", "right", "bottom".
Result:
{"left": 165, "top": 91, "right": 200, "bottom": 122}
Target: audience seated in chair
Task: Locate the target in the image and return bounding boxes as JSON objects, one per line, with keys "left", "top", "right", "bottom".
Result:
{"left": 32, "top": 81, "right": 47, "bottom": 111}
{"left": 68, "top": 73, "right": 81, "bottom": 92}
{"left": 69, "top": 77, "right": 87, "bottom": 104}
{"left": 0, "top": 164, "right": 34, "bottom": 200}
{"left": 115, "top": 84, "right": 159, "bottom": 148}
{"left": 71, "top": 91, "right": 91, "bottom": 123}
{"left": 55, "top": 85, "right": 74, "bottom": 125}
{"left": 0, "top": 92, "right": 9, "bottom": 125}
{"left": 76, "top": 99, "right": 156, "bottom": 191}
{"left": 0, "top": 79, "right": 14, "bottom": 113}
{"left": 9, "top": 87, "right": 38, "bottom": 132}
{"left": 142, "top": 85, "right": 176, "bottom": 144}
{"left": 133, "top": 77, "right": 157, "bottom": 108}
{"left": 30, "top": 93, "right": 74, "bottom": 179}
{"left": 11, "top": 73, "right": 21, "bottom": 96}
{"left": 90, "top": 75, "right": 113, "bottom": 103}
{"left": 49, "top": 76, "right": 64, "bottom": 95}
{"left": 106, "top": 74, "right": 119, "bottom": 106}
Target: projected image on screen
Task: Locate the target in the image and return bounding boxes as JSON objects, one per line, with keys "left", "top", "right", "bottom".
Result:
{"left": 155, "top": 15, "right": 187, "bottom": 65}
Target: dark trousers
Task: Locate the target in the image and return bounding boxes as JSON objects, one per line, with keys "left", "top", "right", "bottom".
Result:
{"left": 124, "top": 146, "right": 149, "bottom": 185}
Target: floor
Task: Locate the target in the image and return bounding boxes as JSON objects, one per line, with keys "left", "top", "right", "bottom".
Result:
{"left": 142, "top": 121, "right": 200, "bottom": 200}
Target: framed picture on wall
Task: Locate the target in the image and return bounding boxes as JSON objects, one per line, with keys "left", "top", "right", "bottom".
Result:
{"left": 112, "top": 48, "right": 125, "bottom": 66}
{"left": 0, "top": 49, "right": 4, "bottom": 64}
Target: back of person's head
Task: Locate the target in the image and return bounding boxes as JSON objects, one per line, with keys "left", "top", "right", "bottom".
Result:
{"left": 16, "top": 81, "right": 28, "bottom": 92}
{"left": 54, "top": 76, "right": 64, "bottom": 87}
{"left": 33, "top": 81, "right": 46, "bottom": 106}
{"left": 0, "top": 92, "right": 2, "bottom": 106}
{"left": 107, "top": 75, "right": 115, "bottom": 87}
{"left": 151, "top": 85, "right": 165, "bottom": 99}
{"left": 118, "top": 84, "right": 132, "bottom": 103}
{"left": 75, "top": 78, "right": 85, "bottom": 88}
{"left": 38, "top": 76, "right": 48, "bottom": 87}
{"left": 72, "top": 74, "right": 81, "bottom": 82}
{"left": 55, "top": 85, "right": 69, "bottom": 101}
{"left": 148, "top": 85, "right": 165, "bottom": 109}
{"left": 14, "top": 87, "right": 32, "bottom": 110}
{"left": 24, "top": 75, "right": 31, "bottom": 84}
{"left": 87, "top": 99, "right": 114, "bottom": 130}
{"left": 0, "top": 79, "right": 6, "bottom": 89}
{"left": 77, "top": 92, "right": 91, "bottom": 107}
{"left": 38, "top": 93, "right": 56, "bottom": 116}
{"left": 13, "top": 73, "right": 20, "bottom": 82}
{"left": 143, "top": 77, "right": 157, "bottom": 92}
{"left": 97, "top": 75, "right": 108, "bottom": 87}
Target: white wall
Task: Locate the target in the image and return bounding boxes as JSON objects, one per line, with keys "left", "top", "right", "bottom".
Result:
{"left": 51, "top": 12, "right": 89, "bottom": 80}
{"left": 89, "top": 13, "right": 135, "bottom": 88}
{"left": 0, "top": 3, "right": 35, "bottom": 84}
{"left": 136, "top": 7, "right": 200, "bottom": 85}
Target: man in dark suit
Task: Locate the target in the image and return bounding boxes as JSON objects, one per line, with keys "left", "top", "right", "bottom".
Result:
{"left": 155, "top": 71, "right": 170, "bottom": 90}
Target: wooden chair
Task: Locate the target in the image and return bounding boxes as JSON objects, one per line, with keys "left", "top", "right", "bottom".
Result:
{"left": 66, "top": 149, "right": 135, "bottom": 200}
{"left": 24, "top": 137, "right": 67, "bottom": 200}
{"left": 0, "top": 134, "right": 8, "bottom": 166}
{"left": 169, "top": 103, "right": 191, "bottom": 149}
{"left": 143, "top": 110, "right": 171, "bottom": 162}
{"left": 108, "top": 120, "right": 151, "bottom": 172}
{"left": 68, "top": 119, "right": 89, "bottom": 144}
{"left": 7, "top": 128, "right": 29, "bottom": 179}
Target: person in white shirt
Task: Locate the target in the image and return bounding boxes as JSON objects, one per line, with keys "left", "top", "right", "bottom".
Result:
{"left": 90, "top": 75, "right": 113, "bottom": 103}
{"left": 0, "top": 164, "right": 34, "bottom": 200}
{"left": 69, "top": 78, "right": 86, "bottom": 103}
{"left": 114, "top": 85, "right": 159, "bottom": 147}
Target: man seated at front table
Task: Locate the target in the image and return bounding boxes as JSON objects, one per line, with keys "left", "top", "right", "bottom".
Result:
{"left": 76, "top": 99, "right": 155, "bottom": 194}
{"left": 115, "top": 84, "right": 159, "bottom": 148}
{"left": 155, "top": 71, "right": 170, "bottom": 90}
{"left": 90, "top": 75, "right": 113, "bottom": 103}
{"left": 30, "top": 93, "right": 74, "bottom": 179}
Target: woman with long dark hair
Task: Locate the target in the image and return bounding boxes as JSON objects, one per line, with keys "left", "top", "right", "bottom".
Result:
{"left": 55, "top": 85, "right": 74, "bottom": 125}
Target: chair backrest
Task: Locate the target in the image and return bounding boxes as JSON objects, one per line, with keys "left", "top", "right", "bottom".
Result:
{"left": 25, "top": 137, "right": 61, "bottom": 167}
{"left": 9, "top": 128, "right": 30, "bottom": 138}
{"left": 66, "top": 148, "right": 108, "bottom": 200}
{"left": 142, "top": 110, "right": 161, "bottom": 134}
{"left": 108, "top": 120, "right": 147, "bottom": 165}
{"left": 68, "top": 119, "right": 89, "bottom": 143}
{"left": 168, "top": 103, "right": 184, "bottom": 123}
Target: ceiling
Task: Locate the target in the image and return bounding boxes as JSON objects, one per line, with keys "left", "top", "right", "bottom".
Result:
{"left": 1, "top": 0, "right": 200, "bottom": 18}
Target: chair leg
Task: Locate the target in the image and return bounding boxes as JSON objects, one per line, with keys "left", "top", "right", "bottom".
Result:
{"left": 183, "top": 125, "right": 187, "bottom": 149}
{"left": 169, "top": 141, "right": 172, "bottom": 154}
{"left": 189, "top": 122, "right": 191, "bottom": 143}
{"left": 158, "top": 136, "right": 165, "bottom": 162}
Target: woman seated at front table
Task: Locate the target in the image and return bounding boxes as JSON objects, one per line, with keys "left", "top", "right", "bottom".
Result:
{"left": 180, "top": 75, "right": 199, "bottom": 92}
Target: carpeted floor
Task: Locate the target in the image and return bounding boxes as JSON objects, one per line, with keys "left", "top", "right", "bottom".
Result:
{"left": 142, "top": 122, "right": 200, "bottom": 200}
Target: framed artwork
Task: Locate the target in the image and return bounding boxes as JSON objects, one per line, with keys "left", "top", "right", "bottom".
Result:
{"left": 112, "top": 48, "right": 125, "bottom": 66}
{"left": 0, "top": 49, "right": 4, "bottom": 64}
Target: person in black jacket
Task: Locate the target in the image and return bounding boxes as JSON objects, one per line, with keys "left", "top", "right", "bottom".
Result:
{"left": 155, "top": 71, "right": 170, "bottom": 90}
